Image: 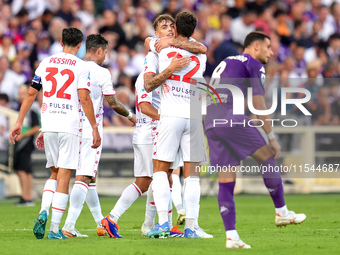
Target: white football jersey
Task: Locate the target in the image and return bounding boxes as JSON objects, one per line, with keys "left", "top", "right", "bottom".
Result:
{"left": 81, "top": 61, "right": 116, "bottom": 139}
{"left": 150, "top": 38, "right": 207, "bottom": 120}
{"left": 133, "top": 52, "right": 161, "bottom": 144}
{"left": 34, "top": 52, "right": 90, "bottom": 136}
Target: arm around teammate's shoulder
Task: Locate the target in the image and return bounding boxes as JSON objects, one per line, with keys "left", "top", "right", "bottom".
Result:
{"left": 144, "top": 52, "right": 190, "bottom": 93}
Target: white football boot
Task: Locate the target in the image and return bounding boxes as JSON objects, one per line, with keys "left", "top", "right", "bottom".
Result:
{"left": 275, "top": 211, "right": 306, "bottom": 227}
{"left": 141, "top": 223, "right": 154, "bottom": 236}
{"left": 194, "top": 226, "right": 213, "bottom": 238}
{"left": 61, "top": 228, "right": 88, "bottom": 237}
{"left": 226, "top": 238, "right": 251, "bottom": 249}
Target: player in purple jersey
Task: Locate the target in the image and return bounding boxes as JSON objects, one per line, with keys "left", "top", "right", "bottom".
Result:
{"left": 205, "top": 32, "right": 306, "bottom": 249}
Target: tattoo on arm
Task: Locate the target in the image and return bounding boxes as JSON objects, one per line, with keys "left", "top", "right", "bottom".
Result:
{"left": 172, "top": 38, "right": 206, "bottom": 54}
{"left": 144, "top": 70, "right": 173, "bottom": 92}
{"left": 105, "top": 95, "right": 129, "bottom": 117}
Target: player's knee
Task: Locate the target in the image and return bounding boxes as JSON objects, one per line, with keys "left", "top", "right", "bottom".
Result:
{"left": 75, "top": 175, "right": 92, "bottom": 185}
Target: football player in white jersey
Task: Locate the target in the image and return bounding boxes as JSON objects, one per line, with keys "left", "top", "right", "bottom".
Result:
{"left": 10, "top": 27, "right": 101, "bottom": 239}
{"left": 35, "top": 34, "right": 136, "bottom": 238}
{"left": 101, "top": 14, "right": 205, "bottom": 238}
{"left": 60, "top": 34, "right": 136, "bottom": 238}
{"left": 144, "top": 12, "right": 207, "bottom": 238}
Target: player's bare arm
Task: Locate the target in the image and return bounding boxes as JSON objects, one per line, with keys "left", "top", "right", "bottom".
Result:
{"left": 140, "top": 102, "right": 160, "bottom": 120}
{"left": 144, "top": 52, "right": 190, "bottom": 92}
{"left": 105, "top": 94, "right": 136, "bottom": 125}
{"left": 10, "top": 86, "right": 38, "bottom": 144}
{"left": 155, "top": 37, "right": 207, "bottom": 54}
{"left": 79, "top": 89, "right": 101, "bottom": 148}
{"left": 252, "top": 95, "right": 281, "bottom": 159}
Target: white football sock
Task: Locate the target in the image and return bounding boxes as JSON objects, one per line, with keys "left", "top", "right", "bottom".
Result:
{"left": 50, "top": 192, "right": 69, "bottom": 233}
{"left": 153, "top": 171, "right": 170, "bottom": 225}
{"left": 86, "top": 183, "right": 104, "bottom": 227}
{"left": 172, "top": 174, "right": 183, "bottom": 212}
{"left": 168, "top": 188, "right": 173, "bottom": 229}
{"left": 226, "top": 230, "right": 240, "bottom": 241}
{"left": 109, "top": 183, "right": 141, "bottom": 223}
{"left": 144, "top": 181, "right": 156, "bottom": 227}
{"left": 275, "top": 205, "right": 288, "bottom": 217}
{"left": 184, "top": 176, "right": 200, "bottom": 230}
{"left": 63, "top": 181, "right": 88, "bottom": 231}
{"left": 40, "top": 179, "right": 57, "bottom": 216}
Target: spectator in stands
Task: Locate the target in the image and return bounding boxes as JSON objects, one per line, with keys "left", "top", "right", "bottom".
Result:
{"left": 327, "top": 33, "right": 340, "bottom": 59}
{"left": 75, "top": 0, "right": 95, "bottom": 30}
{"left": 13, "top": 85, "right": 40, "bottom": 206}
{"left": 54, "top": 0, "right": 76, "bottom": 25}
{"left": 99, "top": 10, "right": 127, "bottom": 51}
{"left": 230, "top": 8, "right": 257, "bottom": 46}
{"left": 0, "top": 30, "right": 17, "bottom": 61}
{"left": 316, "top": 5, "right": 334, "bottom": 42}
{"left": 16, "top": 41, "right": 33, "bottom": 81}
{"left": 274, "top": 9, "right": 290, "bottom": 37}
{"left": 330, "top": 2, "right": 340, "bottom": 34}
{"left": 161, "top": 0, "right": 180, "bottom": 18}
{"left": 48, "top": 17, "right": 67, "bottom": 55}
{"left": 0, "top": 4, "right": 11, "bottom": 35}
{"left": 11, "top": 0, "right": 46, "bottom": 21}
{"left": 0, "top": 56, "right": 25, "bottom": 108}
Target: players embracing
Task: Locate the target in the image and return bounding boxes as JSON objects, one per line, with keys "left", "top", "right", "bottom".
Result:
{"left": 144, "top": 12, "right": 207, "bottom": 238}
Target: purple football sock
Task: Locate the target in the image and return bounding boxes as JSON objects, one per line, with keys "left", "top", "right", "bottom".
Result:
{"left": 260, "top": 156, "right": 286, "bottom": 208}
{"left": 218, "top": 181, "right": 236, "bottom": 231}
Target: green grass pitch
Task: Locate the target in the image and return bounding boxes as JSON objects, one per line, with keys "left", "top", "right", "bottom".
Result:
{"left": 0, "top": 194, "right": 339, "bottom": 255}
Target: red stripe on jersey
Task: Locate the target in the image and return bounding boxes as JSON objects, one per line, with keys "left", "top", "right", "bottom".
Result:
{"left": 132, "top": 183, "right": 142, "bottom": 196}
{"left": 150, "top": 202, "right": 155, "bottom": 205}
{"left": 144, "top": 72, "right": 156, "bottom": 75}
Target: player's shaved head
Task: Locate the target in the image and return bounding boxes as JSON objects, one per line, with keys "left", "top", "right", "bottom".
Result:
{"left": 62, "top": 26, "right": 83, "bottom": 47}
{"left": 243, "top": 32, "right": 271, "bottom": 48}
{"left": 153, "top": 14, "right": 175, "bottom": 31}
{"left": 86, "top": 34, "right": 108, "bottom": 53}
{"left": 175, "top": 12, "right": 197, "bottom": 38}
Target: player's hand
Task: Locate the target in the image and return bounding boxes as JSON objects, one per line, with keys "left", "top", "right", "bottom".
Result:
{"left": 91, "top": 127, "right": 101, "bottom": 149}
{"left": 36, "top": 132, "right": 44, "bottom": 150}
{"left": 129, "top": 113, "right": 136, "bottom": 126}
{"left": 269, "top": 139, "right": 281, "bottom": 159}
{"left": 155, "top": 37, "right": 173, "bottom": 53}
{"left": 9, "top": 123, "right": 22, "bottom": 144}
{"left": 169, "top": 52, "right": 190, "bottom": 72}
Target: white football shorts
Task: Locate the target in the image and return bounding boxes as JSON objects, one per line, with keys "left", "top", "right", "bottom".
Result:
{"left": 133, "top": 144, "right": 153, "bottom": 177}
{"left": 77, "top": 138, "right": 102, "bottom": 177}
{"left": 44, "top": 132, "right": 80, "bottom": 170}
{"left": 153, "top": 116, "right": 205, "bottom": 163}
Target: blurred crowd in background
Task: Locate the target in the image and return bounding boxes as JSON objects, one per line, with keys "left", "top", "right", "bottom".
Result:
{"left": 0, "top": 0, "right": 340, "bottom": 139}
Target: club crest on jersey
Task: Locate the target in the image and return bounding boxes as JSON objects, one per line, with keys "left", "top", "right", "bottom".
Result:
{"left": 163, "top": 84, "right": 170, "bottom": 93}
{"left": 261, "top": 73, "right": 266, "bottom": 86}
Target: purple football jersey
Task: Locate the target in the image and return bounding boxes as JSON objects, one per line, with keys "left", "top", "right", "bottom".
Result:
{"left": 205, "top": 53, "right": 266, "bottom": 130}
